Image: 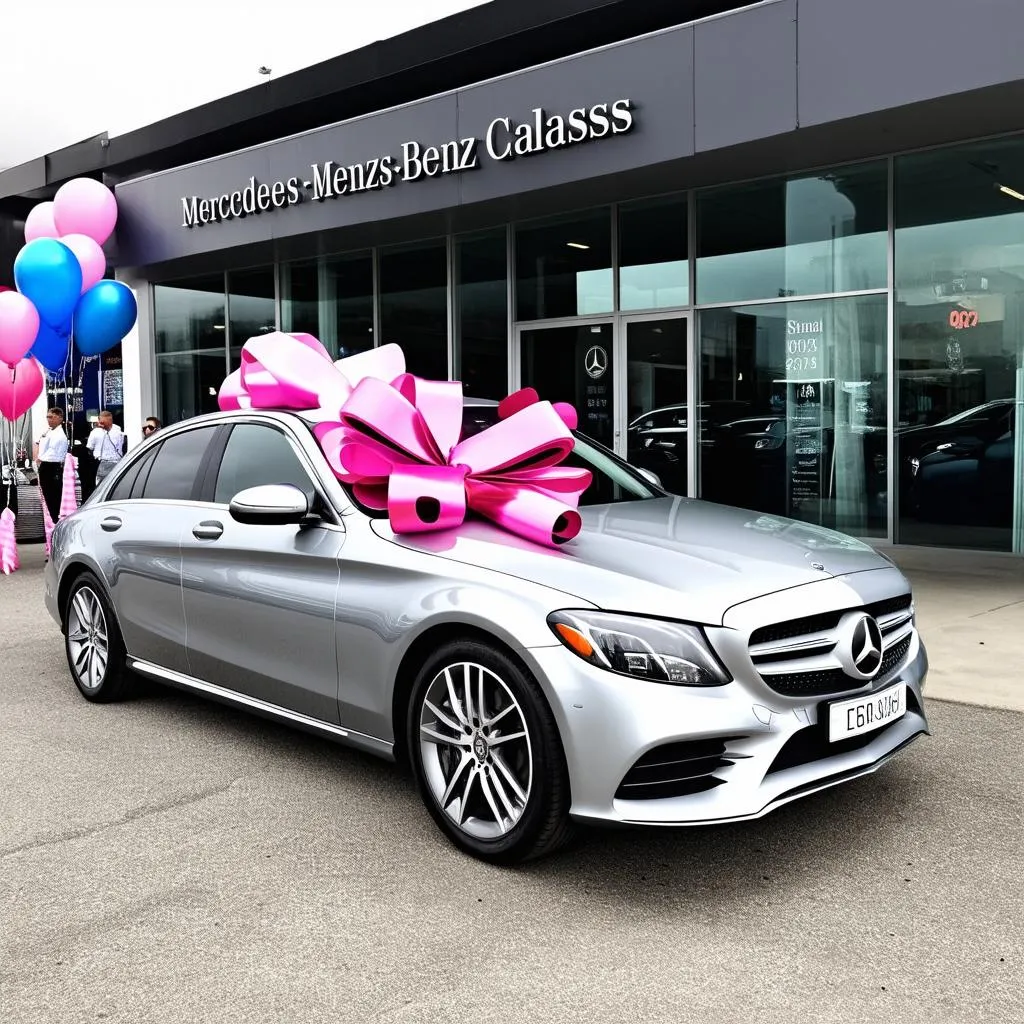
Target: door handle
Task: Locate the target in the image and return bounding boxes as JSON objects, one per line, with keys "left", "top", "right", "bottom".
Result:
{"left": 192, "top": 521, "right": 224, "bottom": 541}
{"left": 100, "top": 516, "right": 122, "bottom": 532}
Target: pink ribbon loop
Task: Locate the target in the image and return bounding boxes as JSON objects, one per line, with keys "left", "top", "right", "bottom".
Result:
{"left": 222, "top": 332, "right": 591, "bottom": 547}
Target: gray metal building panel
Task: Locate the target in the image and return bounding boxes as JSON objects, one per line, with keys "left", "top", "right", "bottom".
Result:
{"left": 694, "top": 0, "right": 797, "bottom": 153}
{"left": 797, "top": 0, "right": 1024, "bottom": 126}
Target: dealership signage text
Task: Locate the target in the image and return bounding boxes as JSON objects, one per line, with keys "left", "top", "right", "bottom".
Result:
{"left": 180, "top": 99, "right": 634, "bottom": 228}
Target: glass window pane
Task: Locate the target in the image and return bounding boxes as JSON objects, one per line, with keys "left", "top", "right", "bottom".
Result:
{"left": 895, "top": 139, "right": 1024, "bottom": 551}
{"left": 455, "top": 230, "right": 508, "bottom": 399}
{"left": 379, "top": 240, "right": 448, "bottom": 381}
{"left": 515, "top": 209, "right": 612, "bottom": 320}
{"left": 625, "top": 317, "right": 688, "bottom": 495}
{"left": 227, "top": 267, "right": 276, "bottom": 358}
{"left": 698, "top": 295, "right": 888, "bottom": 537}
{"left": 214, "top": 423, "right": 313, "bottom": 505}
{"left": 520, "top": 323, "right": 614, "bottom": 450}
{"left": 154, "top": 276, "right": 226, "bottom": 354}
{"left": 696, "top": 163, "right": 887, "bottom": 304}
{"left": 280, "top": 259, "right": 318, "bottom": 338}
{"left": 157, "top": 350, "right": 226, "bottom": 426}
{"left": 619, "top": 196, "right": 688, "bottom": 310}
{"left": 324, "top": 252, "right": 374, "bottom": 360}
{"left": 142, "top": 426, "right": 219, "bottom": 501}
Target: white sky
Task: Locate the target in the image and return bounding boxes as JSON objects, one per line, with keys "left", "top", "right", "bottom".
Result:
{"left": 0, "top": 0, "right": 490, "bottom": 170}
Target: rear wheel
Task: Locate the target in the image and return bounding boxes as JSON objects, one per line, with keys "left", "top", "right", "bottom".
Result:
{"left": 407, "top": 639, "right": 574, "bottom": 864}
{"left": 63, "top": 572, "right": 134, "bottom": 703}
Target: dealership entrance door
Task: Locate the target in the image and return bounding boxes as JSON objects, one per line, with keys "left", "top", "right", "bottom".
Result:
{"left": 516, "top": 313, "right": 690, "bottom": 495}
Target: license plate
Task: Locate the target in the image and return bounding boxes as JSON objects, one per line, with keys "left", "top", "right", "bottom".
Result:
{"left": 828, "top": 683, "right": 907, "bottom": 743}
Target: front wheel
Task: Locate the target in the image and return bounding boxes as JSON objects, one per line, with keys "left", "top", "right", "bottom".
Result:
{"left": 407, "top": 639, "right": 574, "bottom": 864}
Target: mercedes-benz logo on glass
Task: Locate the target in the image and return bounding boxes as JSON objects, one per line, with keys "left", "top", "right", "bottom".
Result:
{"left": 839, "top": 612, "right": 884, "bottom": 680}
{"left": 584, "top": 345, "right": 608, "bottom": 379}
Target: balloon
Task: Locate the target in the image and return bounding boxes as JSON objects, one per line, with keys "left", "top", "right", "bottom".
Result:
{"left": 13, "top": 239, "right": 82, "bottom": 330}
{"left": 0, "top": 291, "right": 41, "bottom": 367}
{"left": 53, "top": 178, "right": 118, "bottom": 246}
{"left": 72, "top": 280, "right": 137, "bottom": 356}
{"left": 30, "top": 320, "right": 72, "bottom": 373}
{"left": 24, "top": 202, "right": 59, "bottom": 243}
{"left": 0, "top": 356, "right": 44, "bottom": 421}
{"left": 60, "top": 233, "right": 107, "bottom": 293}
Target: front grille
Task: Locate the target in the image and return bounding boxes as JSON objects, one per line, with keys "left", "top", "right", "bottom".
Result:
{"left": 615, "top": 736, "right": 747, "bottom": 801}
{"left": 749, "top": 594, "right": 914, "bottom": 698}
{"left": 766, "top": 688, "right": 923, "bottom": 775}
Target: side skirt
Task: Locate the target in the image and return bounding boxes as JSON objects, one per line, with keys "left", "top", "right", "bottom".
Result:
{"left": 129, "top": 658, "right": 396, "bottom": 761}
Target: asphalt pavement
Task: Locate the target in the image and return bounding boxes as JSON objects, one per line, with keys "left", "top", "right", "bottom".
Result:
{"left": 1, "top": 543, "right": 1021, "bottom": 1024}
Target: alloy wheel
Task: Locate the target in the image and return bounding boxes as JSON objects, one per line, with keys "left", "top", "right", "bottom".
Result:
{"left": 418, "top": 662, "right": 534, "bottom": 840}
{"left": 66, "top": 586, "right": 110, "bottom": 692}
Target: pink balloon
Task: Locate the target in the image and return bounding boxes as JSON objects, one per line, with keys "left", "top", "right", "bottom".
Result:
{"left": 60, "top": 233, "right": 107, "bottom": 293}
{"left": 0, "top": 291, "right": 41, "bottom": 367}
{"left": 53, "top": 178, "right": 118, "bottom": 246}
{"left": 24, "top": 202, "right": 59, "bottom": 243}
{"left": 0, "top": 356, "right": 44, "bottom": 421}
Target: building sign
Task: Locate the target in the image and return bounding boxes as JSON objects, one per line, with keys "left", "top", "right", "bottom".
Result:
{"left": 783, "top": 312, "right": 829, "bottom": 522}
{"left": 180, "top": 99, "right": 635, "bottom": 229}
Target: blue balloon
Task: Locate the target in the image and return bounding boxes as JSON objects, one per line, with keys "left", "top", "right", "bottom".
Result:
{"left": 72, "top": 280, "right": 138, "bottom": 357}
{"left": 31, "top": 320, "right": 73, "bottom": 373}
{"left": 14, "top": 238, "right": 83, "bottom": 330}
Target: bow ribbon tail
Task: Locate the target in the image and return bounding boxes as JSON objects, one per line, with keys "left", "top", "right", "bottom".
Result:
{"left": 387, "top": 465, "right": 469, "bottom": 533}
{"left": 466, "top": 480, "right": 583, "bottom": 547}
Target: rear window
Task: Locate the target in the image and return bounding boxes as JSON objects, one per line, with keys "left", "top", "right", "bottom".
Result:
{"left": 141, "top": 426, "right": 219, "bottom": 501}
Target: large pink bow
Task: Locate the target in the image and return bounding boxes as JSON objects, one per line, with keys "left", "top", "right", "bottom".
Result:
{"left": 219, "top": 333, "right": 592, "bottom": 547}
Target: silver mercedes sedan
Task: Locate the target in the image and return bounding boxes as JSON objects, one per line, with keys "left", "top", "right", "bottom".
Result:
{"left": 44, "top": 400, "right": 929, "bottom": 863}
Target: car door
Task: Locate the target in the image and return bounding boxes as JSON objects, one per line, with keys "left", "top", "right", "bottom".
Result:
{"left": 100, "top": 424, "right": 221, "bottom": 675}
{"left": 179, "top": 418, "right": 344, "bottom": 724}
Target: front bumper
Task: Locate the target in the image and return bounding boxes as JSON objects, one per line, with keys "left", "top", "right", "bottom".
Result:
{"left": 523, "top": 630, "right": 928, "bottom": 828}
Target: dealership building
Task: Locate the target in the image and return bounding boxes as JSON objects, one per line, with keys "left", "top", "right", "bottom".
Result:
{"left": 1, "top": 0, "right": 1023, "bottom": 554}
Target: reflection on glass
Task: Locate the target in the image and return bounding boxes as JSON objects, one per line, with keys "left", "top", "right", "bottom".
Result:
{"left": 280, "top": 260, "right": 318, "bottom": 338}
{"left": 696, "top": 162, "right": 887, "bottom": 303}
{"left": 228, "top": 267, "right": 275, "bottom": 352}
{"left": 157, "top": 350, "right": 227, "bottom": 425}
{"left": 699, "top": 295, "right": 888, "bottom": 536}
{"left": 280, "top": 253, "right": 374, "bottom": 359}
{"left": 325, "top": 252, "right": 374, "bottom": 360}
{"left": 380, "top": 240, "right": 448, "bottom": 381}
{"left": 515, "top": 209, "right": 612, "bottom": 321}
{"left": 154, "top": 276, "right": 226, "bottom": 355}
{"left": 520, "top": 323, "right": 614, "bottom": 450}
{"left": 619, "top": 196, "right": 688, "bottom": 310}
{"left": 455, "top": 229, "right": 508, "bottom": 399}
{"left": 625, "top": 318, "right": 688, "bottom": 495}
{"left": 895, "top": 140, "right": 1024, "bottom": 551}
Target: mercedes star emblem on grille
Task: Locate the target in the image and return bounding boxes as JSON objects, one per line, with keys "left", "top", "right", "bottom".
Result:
{"left": 584, "top": 345, "right": 608, "bottom": 379}
{"left": 838, "top": 611, "right": 884, "bottom": 680}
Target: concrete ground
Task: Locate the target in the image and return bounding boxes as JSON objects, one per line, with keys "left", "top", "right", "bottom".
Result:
{"left": 1, "top": 542, "right": 1022, "bottom": 1024}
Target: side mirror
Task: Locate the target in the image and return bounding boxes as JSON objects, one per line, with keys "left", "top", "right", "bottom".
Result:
{"left": 636, "top": 467, "right": 663, "bottom": 489}
{"left": 229, "top": 484, "right": 311, "bottom": 525}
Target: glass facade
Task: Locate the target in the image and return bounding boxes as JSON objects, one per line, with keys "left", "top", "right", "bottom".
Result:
{"left": 147, "top": 139, "right": 1024, "bottom": 553}
{"left": 895, "top": 139, "right": 1024, "bottom": 552}
{"left": 379, "top": 240, "right": 448, "bottom": 382}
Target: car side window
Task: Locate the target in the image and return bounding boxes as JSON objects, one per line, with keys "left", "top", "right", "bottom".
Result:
{"left": 107, "top": 453, "right": 149, "bottom": 501}
{"left": 213, "top": 423, "right": 316, "bottom": 506}
{"left": 141, "top": 427, "right": 219, "bottom": 501}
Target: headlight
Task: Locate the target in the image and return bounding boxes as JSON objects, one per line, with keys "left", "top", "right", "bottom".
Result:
{"left": 547, "top": 611, "right": 731, "bottom": 686}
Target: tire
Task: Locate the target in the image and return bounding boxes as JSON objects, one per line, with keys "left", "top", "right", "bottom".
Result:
{"left": 63, "top": 571, "right": 134, "bottom": 703}
{"left": 407, "top": 638, "right": 575, "bottom": 864}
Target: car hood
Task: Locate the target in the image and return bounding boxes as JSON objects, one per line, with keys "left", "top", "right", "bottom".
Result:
{"left": 370, "top": 496, "right": 894, "bottom": 624}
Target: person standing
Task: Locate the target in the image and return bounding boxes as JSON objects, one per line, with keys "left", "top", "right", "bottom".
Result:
{"left": 87, "top": 411, "right": 124, "bottom": 485}
{"left": 34, "top": 407, "right": 69, "bottom": 521}
{"left": 142, "top": 416, "right": 161, "bottom": 438}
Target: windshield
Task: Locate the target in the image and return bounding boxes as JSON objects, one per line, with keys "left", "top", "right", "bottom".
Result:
{"left": 333, "top": 404, "right": 663, "bottom": 515}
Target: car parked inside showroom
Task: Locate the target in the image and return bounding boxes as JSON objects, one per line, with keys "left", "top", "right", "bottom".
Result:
{"left": 45, "top": 400, "right": 928, "bottom": 863}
